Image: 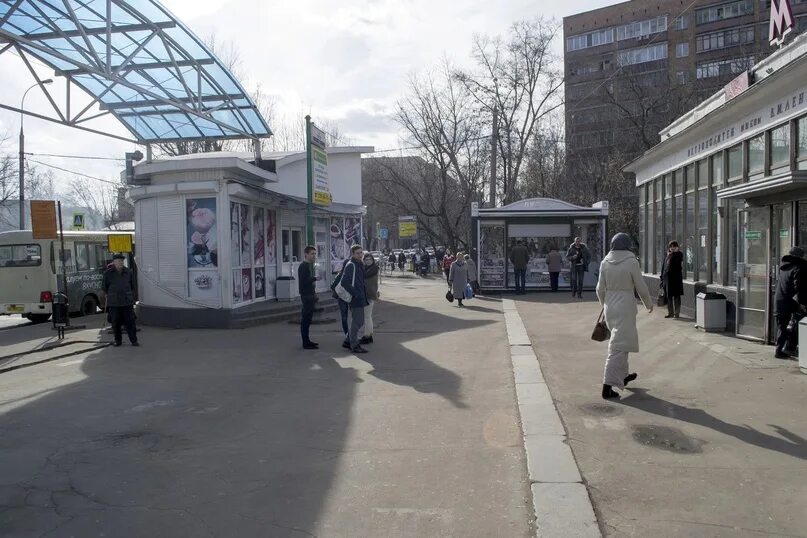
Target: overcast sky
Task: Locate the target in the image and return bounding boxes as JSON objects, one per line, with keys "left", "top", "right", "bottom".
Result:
{"left": 0, "top": 0, "right": 617, "bottom": 194}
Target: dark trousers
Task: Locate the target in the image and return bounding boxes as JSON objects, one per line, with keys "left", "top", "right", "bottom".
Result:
{"left": 338, "top": 299, "right": 349, "bottom": 338}
{"left": 110, "top": 305, "right": 137, "bottom": 344}
{"left": 514, "top": 268, "right": 527, "bottom": 294}
{"left": 300, "top": 296, "right": 316, "bottom": 344}
{"left": 776, "top": 313, "right": 797, "bottom": 353}
{"left": 571, "top": 266, "right": 585, "bottom": 296}
{"left": 549, "top": 272, "right": 559, "bottom": 291}
{"left": 444, "top": 268, "right": 451, "bottom": 283}
{"left": 666, "top": 294, "right": 682, "bottom": 316}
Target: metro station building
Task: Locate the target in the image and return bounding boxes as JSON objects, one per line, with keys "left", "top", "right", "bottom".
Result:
{"left": 626, "top": 32, "right": 807, "bottom": 341}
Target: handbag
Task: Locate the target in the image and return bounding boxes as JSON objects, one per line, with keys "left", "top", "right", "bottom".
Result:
{"left": 591, "top": 308, "right": 610, "bottom": 342}
{"left": 335, "top": 263, "right": 355, "bottom": 303}
{"left": 657, "top": 289, "right": 667, "bottom": 307}
{"left": 787, "top": 312, "right": 804, "bottom": 333}
{"left": 445, "top": 289, "right": 454, "bottom": 303}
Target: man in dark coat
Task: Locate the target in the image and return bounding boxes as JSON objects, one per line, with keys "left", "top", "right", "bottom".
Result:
{"left": 340, "top": 245, "right": 370, "bottom": 353}
{"left": 509, "top": 240, "right": 530, "bottom": 294}
{"left": 566, "top": 238, "right": 591, "bottom": 299}
{"left": 660, "top": 241, "right": 684, "bottom": 319}
{"left": 103, "top": 253, "right": 138, "bottom": 347}
{"left": 774, "top": 246, "right": 807, "bottom": 358}
{"left": 298, "top": 246, "right": 320, "bottom": 350}
{"left": 397, "top": 251, "right": 406, "bottom": 272}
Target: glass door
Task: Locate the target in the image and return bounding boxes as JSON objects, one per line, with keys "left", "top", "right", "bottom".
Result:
{"left": 736, "top": 207, "right": 769, "bottom": 341}
{"left": 770, "top": 203, "right": 793, "bottom": 342}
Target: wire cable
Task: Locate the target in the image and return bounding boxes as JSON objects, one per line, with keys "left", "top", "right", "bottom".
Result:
{"left": 25, "top": 158, "right": 121, "bottom": 186}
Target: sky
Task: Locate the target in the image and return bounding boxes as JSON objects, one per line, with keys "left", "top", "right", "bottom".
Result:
{"left": 0, "top": 0, "right": 618, "bottom": 195}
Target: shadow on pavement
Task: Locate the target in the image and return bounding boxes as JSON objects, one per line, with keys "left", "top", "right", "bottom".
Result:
{"left": 0, "top": 292, "right": 495, "bottom": 535}
{"left": 622, "top": 388, "right": 807, "bottom": 460}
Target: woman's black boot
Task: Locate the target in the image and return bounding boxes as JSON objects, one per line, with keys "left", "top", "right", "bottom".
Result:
{"left": 624, "top": 373, "right": 637, "bottom": 386}
{"left": 602, "top": 384, "right": 620, "bottom": 399}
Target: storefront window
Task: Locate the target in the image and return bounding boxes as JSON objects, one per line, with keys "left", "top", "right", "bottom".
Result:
{"left": 799, "top": 201, "right": 807, "bottom": 246}
{"left": 664, "top": 196, "right": 673, "bottom": 264}
{"left": 727, "top": 198, "right": 744, "bottom": 286}
{"left": 727, "top": 144, "right": 742, "bottom": 179}
{"left": 698, "top": 188, "right": 708, "bottom": 278}
{"left": 712, "top": 190, "right": 721, "bottom": 284}
{"left": 748, "top": 134, "right": 765, "bottom": 175}
{"left": 770, "top": 123, "right": 790, "bottom": 169}
{"left": 698, "top": 159, "right": 709, "bottom": 188}
{"left": 798, "top": 116, "right": 807, "bottom": 169}
{"left": 674, "top": 169, "right": 684, "bottom": 195}
{"left": 648, "top": 199, "right": 656, "bottom": 273}
{"left": 711, "top": 152, "right": 724, "bottom": 187}
{"left": 686, "top": 194, "right": 695, "bottom": 279}
{"left": 479, "top": 223, "right": 506, "bottom": 287}
{"left": 639, "top": 199, "right": 647, "bottom": 272}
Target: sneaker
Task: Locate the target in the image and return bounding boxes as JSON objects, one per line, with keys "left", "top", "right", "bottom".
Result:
{"left": 359, "top": 336, "right": 372, "bottom": 345}
{"left": 112, "top": 341, "right": 122, "bottom": 347}
{"left": 303, "top": 343, "right": 319, "bottom": 350}
{"left": 775, "top": 351, "right": 791, "bottom": 359}
{"left": 342, "top": 341, "right": 351, "bottom": 349}
{"left": 351, "top": 345, "right": 368, "bottom": 354}
{"left": 131, "top": 342, "right": 140, "bottom": 347}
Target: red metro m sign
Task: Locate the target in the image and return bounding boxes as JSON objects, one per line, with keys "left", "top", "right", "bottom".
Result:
{"left": 769, "top": 0, "right": 795, "bottom": 46}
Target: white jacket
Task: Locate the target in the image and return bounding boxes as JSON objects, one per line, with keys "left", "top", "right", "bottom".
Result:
{"left": 596, "top": 250, "right": 652, "bottom": 353}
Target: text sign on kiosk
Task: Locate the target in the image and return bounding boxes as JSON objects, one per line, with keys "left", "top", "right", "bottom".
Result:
{"left": 108, "top": 234, "right": 133, "bottom": 253}
{"left": 30, "top": 200, "right": 58, "bottom": 239}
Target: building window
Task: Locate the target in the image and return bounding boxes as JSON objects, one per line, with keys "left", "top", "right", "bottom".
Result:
{"left": 676, "top": 42, "right": 689, "bottom": 57}
{"left": 674, "top": 15, "right": 688, "bottom": 30}
{"left": 567, "top": 28, "right": 615, "bottom": 52}
{"left": 748, "top": 134, "right": 765, "bottom": 175}
{"left": 617, "top": 43, "right": 668, "bottom": 66}
{"left": 695, "top": 0, "right": 754, "bottom": 25}
{"left": 698, "top": 159, "right": 710, "bottom": 189}
{"left": 616, "top": 16, "right": 668, "bottom": 40}
{"left": 640, "top": 192, "right": 647, "bottom": 272}
{"left": 695, "top": 26, "right": 754, "bottom": 52}
{"left": 770, "top": 123, "right": 791, "bottom": 169}
{"left": 696, "top": 56, "right": 754, "bottom": 79}
{"left": 728, "top": 144, "right": 743, "bottom": 179}
{"left": 685, "top": 164, "right": 696, "bottom": 279}
{"left": 664, "top": 191, "right": 673, "bottom": 265}
{"left": 655, "top": 179, "right": 664, "bottom": 274}
{"left": 712, "top": 189, "right": 721, "bottom": 284}
{"left": 698, "top": 187, "right": 709, "bottom": 278}
{"left": 676, "top": 70, "right": 689, "bottom": 85}
{"left": 727, "top": 198, "right": 744, "bottom": 286}
{"left": 712, "top": 152, "right": 724, "bottom": 188}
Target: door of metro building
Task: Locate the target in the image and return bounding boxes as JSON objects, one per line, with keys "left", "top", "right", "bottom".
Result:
{"left": 736, "top": 207, "right": 770, "bottom": 342}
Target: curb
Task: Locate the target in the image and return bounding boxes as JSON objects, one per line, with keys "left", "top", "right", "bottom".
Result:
{"left": 502, "top": 299, "right": 601, "bottom": 538}
{"left": 0, "top": 343, "right": 111, "bottom": 374}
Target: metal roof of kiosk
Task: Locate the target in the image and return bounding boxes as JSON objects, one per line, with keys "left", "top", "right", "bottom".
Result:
{"left": 478, "top": 198, "right": 609, "bottom": 218}
{"left": 0, "top": 0, "right": 271, "bottom": 143}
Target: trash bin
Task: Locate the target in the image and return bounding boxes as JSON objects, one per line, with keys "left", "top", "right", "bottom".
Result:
{"left": 799, "top": 318, "right": 807, "bottom": 374}
{"left": 695, "top": 292, "right": 726, "bottom": 332}
{"left": 275, "top": 276, "right": 297, "bottom": 302}
{"left": 51, "top": 292, "right": 68, "bottom": 327}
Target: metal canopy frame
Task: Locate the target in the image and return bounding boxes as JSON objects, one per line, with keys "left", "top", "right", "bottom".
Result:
{"left": 0, "top": 0, "right": 272, "bottom": 144}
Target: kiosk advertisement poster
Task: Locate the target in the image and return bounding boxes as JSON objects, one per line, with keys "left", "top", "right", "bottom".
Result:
{"left": 187, "top": 198, "right": 219, "bottom": 301}
{"left": 479, "top": 224, "right": 505, "bottom": 288}
{"left": 266, "top": 210, "right": 277, "bottom": 264}
{"left": 330, "top": 217, "right": 346, "bottom": 272}
{"left": 345, "top": 217, "right": 361, "bottom": 248}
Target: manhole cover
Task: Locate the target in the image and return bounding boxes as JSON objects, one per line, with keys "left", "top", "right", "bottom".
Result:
{"left": 632, "top": 425, "right": 704, "bottom": 454}
{"left": 580, "top": 403, "right": 623, "bottom": 417}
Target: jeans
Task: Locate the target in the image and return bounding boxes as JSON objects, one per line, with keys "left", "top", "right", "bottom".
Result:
{"left": 666, "top": 295, "right": 681, "bottom": 316}
{"left": 338, "top": 299, "right": 349, "bottom": 338}
{"left": 514, "top": 268, "right": 527, "bottom": 294}
{"left": 300, "top": 295, "right": 316, "bottom": 344}
{"left": 549, "top": 272, "right": 559, "bottom": 291}
{"left": 571, "top": 266, "right": 585, "bottom": 296}
{"left": 110, "top": 305, "right": 137, "bottom": 344}
{"left": 444, "top": 268, "right": 451, "bottom": 284}
{"left": 348, "top": 306, "right": 365, "bottom": 348}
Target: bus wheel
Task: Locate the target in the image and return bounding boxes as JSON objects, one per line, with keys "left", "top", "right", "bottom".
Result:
{"left": 27, "top": 314, "right": 51, "bottom": 324}
{"left": 80, "top": 295, "right": 98, "bottom": 316}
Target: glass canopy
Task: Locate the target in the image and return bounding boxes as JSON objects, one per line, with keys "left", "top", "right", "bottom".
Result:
{"left": 0, "top": 0, "right": 271, "bottom": 143}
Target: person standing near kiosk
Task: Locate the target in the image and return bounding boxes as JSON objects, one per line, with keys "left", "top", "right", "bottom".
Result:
{"left": 103, "top": 254, "right": 139, "bottom": 347}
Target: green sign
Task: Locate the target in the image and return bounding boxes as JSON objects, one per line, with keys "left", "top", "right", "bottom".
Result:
{"left": 745, "top": 231, "right": 762, "bottom": 240}
{"left": 780, "top": 229, "right": 790, "bottom": 238}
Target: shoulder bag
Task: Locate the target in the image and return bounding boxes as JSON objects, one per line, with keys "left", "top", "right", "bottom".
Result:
{"left": 591, "top": 308, "right": 610, "bottom": 342}
{"left": 335, "top": 263, "right": 355, "bottom": 303}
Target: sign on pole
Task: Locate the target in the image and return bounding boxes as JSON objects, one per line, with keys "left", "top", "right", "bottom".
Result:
{"left": 108, "top": 234, "right": 133, "bottom": 253}
{"left": 380, "top": 228, "right": 389, "bottom": 240}
{"left": 30, "top": 200, "right": 57, "bottom": 239}
{"left": 72, "top": 212, "right": 85, "bottom": 230}
{"left": 309, "top": 123, "right": 331, "bottom": 207}
{"left": 398, "top": 216, "right": 417, "bottom": 238}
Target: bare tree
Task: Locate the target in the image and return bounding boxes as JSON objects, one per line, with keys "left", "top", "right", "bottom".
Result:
{"left": 522, "top": 113, "right": 565, "bottom": 199}
{"left": 455, "top": 17, "right": 564, "bottom": 205}
{"left": 65, "top": 176, "right": 121, "bottom": 228}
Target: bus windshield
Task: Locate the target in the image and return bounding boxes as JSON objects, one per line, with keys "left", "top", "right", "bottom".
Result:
{"left": 0, "top": 244, "right": 41, "bottom": 267}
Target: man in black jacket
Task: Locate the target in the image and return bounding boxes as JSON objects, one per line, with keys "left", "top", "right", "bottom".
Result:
{"left": 298, "top": 246, "right": 320, "bottom": 350}
{"left": 103, "top": 254, "right": 138, "bottom": 347}
{"left": 774, "top": 246, "right": 807, "bottom": 358}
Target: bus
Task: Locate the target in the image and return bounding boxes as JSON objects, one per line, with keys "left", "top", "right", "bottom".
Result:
{"left": 0, "top": 230, "right": 136, "bottom": 323}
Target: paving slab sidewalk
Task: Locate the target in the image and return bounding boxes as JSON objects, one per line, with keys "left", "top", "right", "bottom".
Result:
{"left": 0, "top": 279, "right": 532, "bottom": 537}
{"left": 516, "top": 294, "right": 807, "bottom": 538}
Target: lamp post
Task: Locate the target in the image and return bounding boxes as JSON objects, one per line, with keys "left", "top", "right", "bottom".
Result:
{"left": 19, "top": 79, "right": 53, "bottom": 230}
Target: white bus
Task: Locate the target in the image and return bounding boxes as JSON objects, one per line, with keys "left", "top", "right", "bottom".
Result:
{"left": 0, "top": 230, "right": 136, "bottom": 323}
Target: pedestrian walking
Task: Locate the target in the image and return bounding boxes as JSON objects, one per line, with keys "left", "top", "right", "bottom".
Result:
{"left": 102, "top": 253, "right": 139, "bottom": 347}
{"left": 465, "top": 254, "right": 479, "bottom": 296}
{"left": 774, "top": 246, "right": 807, "bottom": 358}
{"left": 397, "top": 251, "right": 406, "bottom": 272}
{"left": 510, "top": 240, "right": 530, "bottom": 294}
{"left": 360, "top": 253, "right": 380, "bottom": 344}
{"left": 546, "top": 246, "right": 563, "bottom": 292}
{"left": 660, "top": 241, "right": 684, "bottom": 319}
{"left": 596, "top": 233, "right": 653, "bottom": 400}
{"left": 298, "top": 246, "right": 320, "bottom": 350}
{"left": 442, "top": 251, "right": 455, "bottom": 284}
{"left": 567, "top": 237, "right": 591, "bottom": 299}
{"left": 340, "top": 245, "right": 370, "bottom": 353}
{"left": 449, "top": 252, "right": 470, "bottom": 308}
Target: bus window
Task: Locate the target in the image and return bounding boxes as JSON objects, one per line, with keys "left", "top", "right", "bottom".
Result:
{"left": 94, "top": 243, "right": 110, "bottom": 270}
{"left": 0, "top": 244, "right": 41, "bottom": 267}
{"left": 75, "top": 242, "right": 91, "bottom": 272}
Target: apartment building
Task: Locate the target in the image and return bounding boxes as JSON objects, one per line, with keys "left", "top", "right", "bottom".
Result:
{"left": 564, "top": 0, "right": 807, "bottom": 166}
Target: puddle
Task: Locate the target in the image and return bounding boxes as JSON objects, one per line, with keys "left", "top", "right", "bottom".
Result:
{"left": 580, "top": 403, "right": 624, "bottom": 417}
{"left": 632, "top": 425, "right": 704, "bottom": 454}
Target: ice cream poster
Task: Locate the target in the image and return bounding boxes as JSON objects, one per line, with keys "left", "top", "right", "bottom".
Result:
{"left": 187, "top": 198, "right": 218, "bottom": 268}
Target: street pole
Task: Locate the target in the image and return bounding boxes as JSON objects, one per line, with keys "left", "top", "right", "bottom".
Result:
{"left": 305, "top": 115, "right": 314, "bottom": 246}
{"left": 18, "top": 79, "right": 53, "bottom": 230}
{"left": 490, "top": 103, "right": 498, "bottom": 208}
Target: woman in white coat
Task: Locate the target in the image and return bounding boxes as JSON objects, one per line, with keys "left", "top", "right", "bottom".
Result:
{"left": 596, "top": 233, "right": 653, "bottom": 399}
